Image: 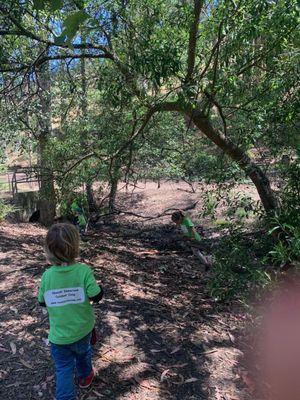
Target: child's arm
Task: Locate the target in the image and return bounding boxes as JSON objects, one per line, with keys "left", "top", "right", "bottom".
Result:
{"left": 89, "top": 285, "right": 104, "bottom": 303}
{"left": 86, "top": 268, "right": 103, "bottom": 302}
{"left": 184, "top": 226, "right": 198, "bottom": 241}
{"left": 38, "top": 273, "right": 46, "bottom": 307}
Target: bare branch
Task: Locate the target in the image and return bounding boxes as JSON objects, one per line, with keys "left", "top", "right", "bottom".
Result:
{"left": 63, "top": 153, "right": 99, "bottom": 175}
{"left": 63, "top": 107, "right": 159, "bottom": 177}
{"left": 204, "top": 90, "right": 227, "bottom": 136}
{"left": 210, "top": 22, "right": 223, "bottom": 94}
{"left": 185, "top": 0, "right": 204, "bottom": 83}
{"left": 112, "top": 107, "right": 158, "bottom": 159}
{"left": 199, "top": 21, "right": 224, "bottom": 81}
{"left": 94, "top": 201, "right": 199, "bottom": 222}
{"left": 124, "top": 113, "right": 138, "bottom": 183}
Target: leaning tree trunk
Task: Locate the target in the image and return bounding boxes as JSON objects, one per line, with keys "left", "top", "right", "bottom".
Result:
{"left": 37, "top": 49, "right": 56, "bottom": 226}
{"left": 189, "top": 107, "right": 277, "bottom": 212}
{"left": 159, "top": 101, "right": 277, "bottom": 212}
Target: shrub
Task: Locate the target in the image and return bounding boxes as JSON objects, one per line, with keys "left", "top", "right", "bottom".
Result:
{"left": 268, "top": 159, "right": 300, "bottom": 266}
{"left": 0, "top": 199, "right": 14, "bottom": 222}
{"left": 207, "top": 227, "right": 271, "bottom": 302}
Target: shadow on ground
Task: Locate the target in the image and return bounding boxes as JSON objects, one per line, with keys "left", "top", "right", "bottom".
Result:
{"left": 0, "top": 220, "right": 250, "bottom": 400}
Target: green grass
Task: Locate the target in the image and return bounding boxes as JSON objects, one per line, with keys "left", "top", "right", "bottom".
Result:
{"left": 0, "top": 182, "right": 9, "bottom": 192}
{"left": 213, "top": 219, "right": 232, "bottom": 229}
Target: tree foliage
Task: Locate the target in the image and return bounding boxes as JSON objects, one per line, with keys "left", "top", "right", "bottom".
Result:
{"left": 0, "top": 0, "right": 298, "bottom": 217}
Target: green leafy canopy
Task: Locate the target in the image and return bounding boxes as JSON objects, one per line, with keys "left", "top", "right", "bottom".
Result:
{"left": 33, "top": 0, "right": 63, "bottom": 12}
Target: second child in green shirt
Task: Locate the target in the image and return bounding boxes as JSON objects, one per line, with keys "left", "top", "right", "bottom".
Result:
{"left": 171, "top": 211, "right": 211, "bottom": 270}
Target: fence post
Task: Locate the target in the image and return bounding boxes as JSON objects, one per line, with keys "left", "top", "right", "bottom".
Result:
{"left": 12, "top": 171, "right": 17, "bottom": 198}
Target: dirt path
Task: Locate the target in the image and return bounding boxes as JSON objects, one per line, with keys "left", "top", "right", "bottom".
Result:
{"left": 0, "top": 215, "right": 253, "bottom": 400}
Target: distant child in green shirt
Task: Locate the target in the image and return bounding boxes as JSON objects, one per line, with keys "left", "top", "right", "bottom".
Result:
{"left": 38, "top": 223, "right": 103, "bottom": 400}
{"left": 70, "top": 201, "right": 87, "bottom": 233}
{"left": 171, "top": 211, "right": 211, "bottom": 270}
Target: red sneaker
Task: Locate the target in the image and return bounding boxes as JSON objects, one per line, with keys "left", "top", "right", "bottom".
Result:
{"left": 79, "top": 369, "right": 95, "bottom": 389}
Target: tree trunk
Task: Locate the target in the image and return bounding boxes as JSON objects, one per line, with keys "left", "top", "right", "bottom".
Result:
{"left": 159, "top": 101, "right": 277, "bottom": 212}
{"left": 108, "top": 177, "right": 118, "bottom": 213}
{"left": 86, "top": 182, "right": 96, "bottom": 212}
{"left": 108, "top": 159, "right": 121, "bottom": 213}
{"left": 37, "top": 50, "right": 56, "bottom": 226}
{"left": 80, "top": 45, "right": 97, "bottom": 212}
{"left": 38, "top": 135, "right": 56, "bottom": 226}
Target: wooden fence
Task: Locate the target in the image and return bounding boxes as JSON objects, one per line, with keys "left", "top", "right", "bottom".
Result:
{"left": 0, "top": 167, "right": 40, "bottom": 198}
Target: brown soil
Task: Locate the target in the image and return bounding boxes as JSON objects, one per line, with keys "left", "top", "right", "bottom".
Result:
{"left": 0, "top": 182, "right": 256, "bottom": 400}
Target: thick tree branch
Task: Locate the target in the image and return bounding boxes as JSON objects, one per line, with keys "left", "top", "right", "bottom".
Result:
{"left": 185, "top": 0, "right": 204, "bottom": 83}
{"left": 0, "top": 5, "right": 112, "bottom": 55}
{"left": 0, "top": 5, "right": 49, "bottom": 43}
{"left": 0, "top": 29, "right": 22, "bottom": 35}
{"left": 0, "top": 6, "right": 143, "bottom": 98}
{"left": 0, "top": 53, "right": 111, "bottom": 74}
{"left": 154, "top": 99, "right": 277, "bottom": 211}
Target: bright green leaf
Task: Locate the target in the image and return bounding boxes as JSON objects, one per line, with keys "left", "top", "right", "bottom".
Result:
{"left": 63, "top": 11, "right": 89, "bottom": 41}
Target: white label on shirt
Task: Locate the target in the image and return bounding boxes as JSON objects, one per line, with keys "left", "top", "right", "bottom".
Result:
{"left": 181, "top": 225, "right": 188, "bottom": 234}
{"left": 44, "top": 287, "right": 85, "bottom": 307}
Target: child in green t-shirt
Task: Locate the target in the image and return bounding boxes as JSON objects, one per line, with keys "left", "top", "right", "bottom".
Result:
{"left": 38, "top": 223, "right": 103, "bottom": 400}
{"left": 171, "top": 211, "right": 211, "bottom": 270}
{"left": 71, "top": 200, "right": 87, "bottom": 233}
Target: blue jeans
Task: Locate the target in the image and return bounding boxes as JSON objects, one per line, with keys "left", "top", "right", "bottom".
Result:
{"left": 51, "top": 332, "right": 92, "bottom": 400}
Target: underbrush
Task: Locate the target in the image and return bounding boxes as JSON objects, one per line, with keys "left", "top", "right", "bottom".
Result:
{"left": 207, "top": 226, "right": 273, "bottom": 303}
{"left": 0, "top": 199, "right": 15, "bottom": 222}
{"left": 267, "top": 159, "right": 300, "bottom": 267}
{"left": 205, "top": 159, "right": 300, "bottom": 303}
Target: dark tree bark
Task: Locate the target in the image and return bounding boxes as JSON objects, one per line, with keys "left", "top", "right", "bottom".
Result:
{"left": 108, "top": 159, "right": 121, "bottom": 213}
{"left": 36, "top": 50, "right": 56, "bottom": 226}
{"left": 80, "top": 46, "right": 97, "bottom": 212}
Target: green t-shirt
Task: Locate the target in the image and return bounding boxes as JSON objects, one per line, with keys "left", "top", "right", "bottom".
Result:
{"left": 77, "top": 214, "right": 87, "bottom": 227}
{"left": 71, "top": 201, "right": 81, "bottom": 213}
{"left": 38, "top": 263, "right": 101, "bottom": 345}
{"left": 181, "top": 216, "right": 201, "bottom": 242}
